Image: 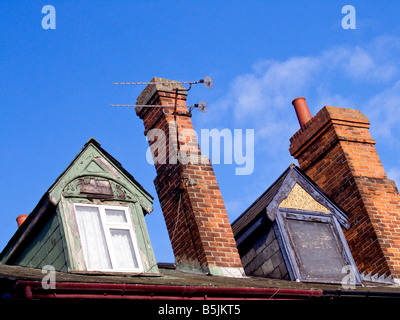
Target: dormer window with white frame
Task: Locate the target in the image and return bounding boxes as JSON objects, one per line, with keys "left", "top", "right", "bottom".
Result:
{"left": 74, "top": 203, "right": 143, "bottom": 272}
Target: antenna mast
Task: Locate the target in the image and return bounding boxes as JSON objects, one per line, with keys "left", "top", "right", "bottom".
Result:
{"left": 110, "top": 76, "right": 213, "bottom": 113}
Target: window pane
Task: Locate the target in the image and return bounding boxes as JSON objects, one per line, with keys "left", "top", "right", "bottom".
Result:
{"left": 286, "top": 219, "right": 346, "bottom": 281}
{"left": 105, "top": 209, "right": 127, "bottom": 223}
{"left": 110, "top": 229, "right": 138, "bottom": 269}
{"left": 75, "top": 206, "right": 112, "bottom": 270}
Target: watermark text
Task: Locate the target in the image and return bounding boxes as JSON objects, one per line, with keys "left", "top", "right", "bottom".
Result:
{"left": 341, "top": 5, "right": 356, "bottom": 30}
{"left": 146, "top": 126, "right": 254, "bottom": 175}
{"left": 41, "top": 5, "right": 56, "bottom": 30}
{"left": 41, "top": 265, "right": 56, "bottom": 289}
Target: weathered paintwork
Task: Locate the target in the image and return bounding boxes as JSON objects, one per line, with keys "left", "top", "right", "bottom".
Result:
{"left": 1, "top": 139, "right": 158, "bottom": 274}
{"left": 233, "top": 164, "right": 360, "bottom": 284}
{"left": 14, "top": 209, "right": 68, "bottom": 272}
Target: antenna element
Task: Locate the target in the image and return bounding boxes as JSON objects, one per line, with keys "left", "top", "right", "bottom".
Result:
{"left": 111, "top": 76, "right": 213, "bottom": 114}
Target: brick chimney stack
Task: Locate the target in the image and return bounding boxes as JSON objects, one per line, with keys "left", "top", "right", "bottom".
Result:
{"left": 289, "top": 104, "right": 400, "bottom": 281}
{"left": 136, "top": 77, "right": 244, "bottom": 277}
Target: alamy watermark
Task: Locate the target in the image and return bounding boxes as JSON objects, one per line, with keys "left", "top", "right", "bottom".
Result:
{"left": 41, "top": 5, "right": 56, "bottom": 30}
{"left": 341, "top": 265, "right": 357, "bottom": 290}
{"left": 41, "top": 265, "right": 56, "bottom": 289}
{"left": 341, "top": 5, "right": 356, "bottom": 30}
{"left": 146, "top": 125, "right": 254, "bottom": 175}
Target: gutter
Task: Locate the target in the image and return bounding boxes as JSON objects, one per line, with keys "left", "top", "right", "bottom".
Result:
{"left": 16, "top": 281, "right": 323, "bottom": 300}
{"left": 323, "top": 289, "right": 400, "bottom": 299}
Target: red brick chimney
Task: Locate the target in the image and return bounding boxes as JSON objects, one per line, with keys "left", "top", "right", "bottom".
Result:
{"left": 135, "top": 77, "right": 244, "bottom": 277}
{"left": 289, "top": 102, "right": 400, "bottom": 282}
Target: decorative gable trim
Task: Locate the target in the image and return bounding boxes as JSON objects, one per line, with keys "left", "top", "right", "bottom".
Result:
{"left": 47, "top": 140, "right": 153, "bottom": 215}
{"left": 266, "top": 165, "right": 350, "bottom": 229}
{"left": 279, "top": 183, "right": 330, "bottom": 213}
{"left": 62, "top": 176, "right": 139, "bottom": 203}
{"left": 85, "top": 160, "right": 106, "bottom": 173}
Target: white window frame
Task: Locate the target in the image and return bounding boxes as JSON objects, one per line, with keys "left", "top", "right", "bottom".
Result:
{"left": 74, "top": 203, "right": 144, "bottom": 272}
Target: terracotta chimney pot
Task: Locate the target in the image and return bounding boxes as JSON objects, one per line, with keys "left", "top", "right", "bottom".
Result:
{"left": 16, "top": 214, "right": 28, "bottom": 228}
{"left": 292, "top": 97, "right": 312, "bottom": 128}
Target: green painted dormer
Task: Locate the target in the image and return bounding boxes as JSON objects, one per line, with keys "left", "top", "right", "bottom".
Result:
{"left": 0, "top": 138, "right": 158, "bottom": 274}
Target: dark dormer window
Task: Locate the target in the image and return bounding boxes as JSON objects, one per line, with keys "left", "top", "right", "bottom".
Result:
{"left": 232, "top": 164, "right": 362, "bottom": 285}
{"left": 74, "top": 204, "right": 143, "bottom": 272}
{"left": 275, "top": 210, "right": 357, "bottom": 283}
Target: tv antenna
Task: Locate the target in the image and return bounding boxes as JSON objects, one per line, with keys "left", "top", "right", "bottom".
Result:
{"left": 110, "top": 76, "right": 213, "bottom": 113}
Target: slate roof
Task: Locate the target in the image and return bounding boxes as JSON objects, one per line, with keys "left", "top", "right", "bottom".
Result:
{"left": 231, "top": 165, "right": 290, "bottom": 237}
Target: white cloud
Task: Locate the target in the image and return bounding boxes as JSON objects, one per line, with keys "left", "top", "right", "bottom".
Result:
{"left": 320, "top": 42, "right": 398, "bottom": 83}
{"left": 344, "top": 47, "right": 397, "bottom": 81}
{"left": 218, "top": 37, "right": 400, "bottom": 128}
{"left": 366, "top": 80, "right": 400, "bottom": 139}
{"left": 231, "top": 56, "right": 321, "bottom": 121}
{"left": 346, "top": 47, "right": 375, "bottom": 78}
{"left": 211, "top": 36, "right": 400, "bottom": 171}
{"left": 387, "top": 166, "right": 400, "bottom": 190}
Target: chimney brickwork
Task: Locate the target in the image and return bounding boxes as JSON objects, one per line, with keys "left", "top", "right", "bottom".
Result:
{"left": 136, "top": 78, "right": 244, "bottom": 277}
{"left": 289, "top": 106, "right": 400, "bottom": 280}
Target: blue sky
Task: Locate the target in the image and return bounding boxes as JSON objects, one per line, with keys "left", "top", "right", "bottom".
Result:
{"left": 1, "top": 1, "right": 400, "bottom": 263}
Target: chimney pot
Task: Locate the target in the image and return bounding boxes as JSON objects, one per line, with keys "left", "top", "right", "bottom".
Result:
{"left": 292, "top": 97, "right": 312, "bottom": 128}
{"left": 16, "top": 214, "right": 28, "bottom": 228}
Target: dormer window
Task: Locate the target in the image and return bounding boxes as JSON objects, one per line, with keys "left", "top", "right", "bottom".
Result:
{"left": 0, "top": 139, "right": 158, "bottom": 275}
{"left": 232, "top": 164, "right": 362, "bottom": 285}
{"left": 74, "top": 204, "right": 143, "bottom": 272}
{"left": 275, "top": 210, "right": 356, "bottom": 283}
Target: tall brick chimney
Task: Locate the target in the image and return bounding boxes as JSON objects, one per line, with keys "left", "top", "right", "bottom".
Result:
{"left": 135, "top": 77, "right": 244, "bottom": 277}
{"left": 289, "top": 103, "right": 400, "bottom": 281}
